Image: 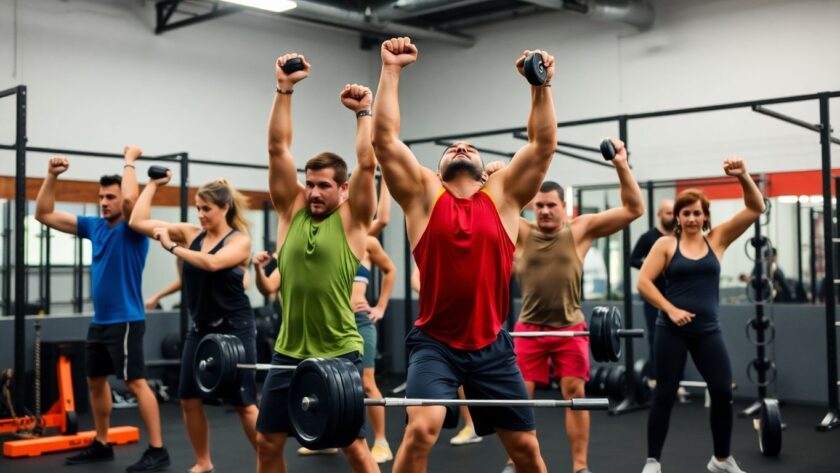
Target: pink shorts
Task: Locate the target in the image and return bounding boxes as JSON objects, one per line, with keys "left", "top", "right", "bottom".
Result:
{"left": 513, "top": 321, "right": 590, "bottom": 385}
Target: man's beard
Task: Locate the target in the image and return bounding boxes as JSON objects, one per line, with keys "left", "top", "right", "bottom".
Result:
{"left": 662, "top": 218, "right": 676, "bottom": 232}
{"left": 442, "top": 160, "right": 483, "bottom": 182}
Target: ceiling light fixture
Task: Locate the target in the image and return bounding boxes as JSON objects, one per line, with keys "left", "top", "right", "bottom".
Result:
{"left": 221, "top": 0, "right": 297, "bottom": 13}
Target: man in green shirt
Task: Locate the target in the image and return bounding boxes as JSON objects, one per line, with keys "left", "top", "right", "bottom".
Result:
{"left": 254, "top": 53, "right": 379, "bottom": 473}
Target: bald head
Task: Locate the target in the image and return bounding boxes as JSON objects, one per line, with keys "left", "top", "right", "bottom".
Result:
{"left": 658, "top": 199, "right": 675, "bottom": 232}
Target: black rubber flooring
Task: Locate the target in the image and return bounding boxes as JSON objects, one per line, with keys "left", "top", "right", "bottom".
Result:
{"left": 2, "top": 380, "right": 838, "bottom": 472}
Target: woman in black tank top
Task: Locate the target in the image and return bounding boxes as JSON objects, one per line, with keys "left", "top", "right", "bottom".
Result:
{"left": 130, "top": 173, "right": 257, "bottom": 473}
{"left": 636, "top": 158, "right": 765, "bottom": 473}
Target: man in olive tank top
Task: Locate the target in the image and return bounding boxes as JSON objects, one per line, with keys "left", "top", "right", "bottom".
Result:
{"left": 254, "top": 53, "right": 380, "bottom": 473}
{"left": 510, "top": 140, "right": 643, "bottom": 473}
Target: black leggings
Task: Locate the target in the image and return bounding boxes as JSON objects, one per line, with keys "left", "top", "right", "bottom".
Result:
{"left": 647, "top": 325, "right": 733, "bottom": 460}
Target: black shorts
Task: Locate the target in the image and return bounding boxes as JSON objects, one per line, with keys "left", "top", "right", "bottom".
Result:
{"left": 179, "top": 315, "right": 258, "bottom": 406}
{"left": 256, "top": 351, "right": 366, "bottom": 437}
{"left": 405, "top": 327, "right": 536, "bottom": 436}
{"left": 85, "top": 321, "right": 147, "bottom": 381}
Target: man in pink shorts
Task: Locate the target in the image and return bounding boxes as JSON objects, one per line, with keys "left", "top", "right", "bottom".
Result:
{"left": 506, "top": 138, "right": 643, "bottom": 473}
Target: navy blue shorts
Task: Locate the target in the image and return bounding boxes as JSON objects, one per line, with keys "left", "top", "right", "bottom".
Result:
{"left": 256, "top": 350, "right": 366, "bottom": 437}
{"left": 179, "top": 314, "right": 258, "bottom": 406}
{"left": 405, "top": 327, "right": 536, "bottom": 436}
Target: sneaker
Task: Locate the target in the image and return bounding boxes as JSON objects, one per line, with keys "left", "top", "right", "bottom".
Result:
{"left": 65, "top": 440, "right": 114, "bottom": 465}
{"left": 296, "top": 447, "right": 338, "bottom": 456}
{"left": 707, "top": 456, "right": 747, "bottom": 473}
{"left": 677, "top": 387, "right": 691, "bottom": 404}
{"left": 641, "top": 458, "right": 661, "bottom": 473}
{"left": 501, "top": 463, "right": 515, "bottom": 473}
{"left": 125, "top": 446, "right": 171, "bottom": 472}
{"left": 370, "top": 442, "right": 393, "bottom": 463}
{"left": 449, "top": 426, "right": 483, "bottom": 446}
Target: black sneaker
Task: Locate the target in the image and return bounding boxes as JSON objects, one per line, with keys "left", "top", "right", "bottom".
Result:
{"left": 65, "top": 439, "right": 114, "bottom": 465}
{"left": 126, "top": 446, "right": 171, "bottom": 472}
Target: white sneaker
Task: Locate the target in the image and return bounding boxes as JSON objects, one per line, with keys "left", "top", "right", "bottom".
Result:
{"left": 641, "top": 458, "right": 661, "bottom": 473}
{"left": 707, "top": 456, "right": 747, "bottom": 473}
{"left": 449, "top": 426, "right": 483, "bottom": 446}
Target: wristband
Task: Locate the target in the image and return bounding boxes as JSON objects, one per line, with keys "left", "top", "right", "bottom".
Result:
{"left": 276, "top": 87, "right": 293, "bottom": 95}
{"left": 356, "top": 110, "right": 372, "bottom": 118}
{"left": 167, "top": 243, "right": 178, "bottom": 253}
{"left": 123, "top": 164, "right": 136, "bottom": 169}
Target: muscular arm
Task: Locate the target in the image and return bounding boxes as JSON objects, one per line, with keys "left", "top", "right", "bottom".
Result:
{"left": 255, "top": 268, "right": 280, "bottom": 297}
{"left": 268, "top": 55, "right": 307, "bottom": 219}
{"left": 637, "top": 237, "right": 676, "bottom": 313}
{"left": 575, "top": 139, "right": 644, "bottom": 242}
{"left": 491, "top": 51, "right": 557, "bottom": 209}
{"left": 128, "top": 178, "right": 195, "bottom": 245}
{"left": 171, "top": 234, "right": 251, "bottom": 273}
{"left": 372, "top": 38, "right": 436, "bottom": 212}
{"left": 710, "top": 158, "right": 766, "bottom": 250}
{"left": 121, "top": 146, "right": 142, "bottom": 220}
{"left": 344, "top": 84, "right": 377, "bottom": 228}
{"left": 35, "top": 172, "right": 78, "bottom": 235}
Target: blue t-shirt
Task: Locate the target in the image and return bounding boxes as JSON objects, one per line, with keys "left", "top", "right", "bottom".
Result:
{"left": 77, "top": 216, "right": 149, "bottom": 325}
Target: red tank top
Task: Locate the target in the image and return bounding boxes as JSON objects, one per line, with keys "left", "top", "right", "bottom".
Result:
{"left": 413, "top": 189, "right": 515, "bottom": 350}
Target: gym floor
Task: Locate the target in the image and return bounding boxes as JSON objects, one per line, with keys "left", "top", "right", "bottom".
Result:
{"left": 1, "top": 378, "right": 837, "bottom": 472}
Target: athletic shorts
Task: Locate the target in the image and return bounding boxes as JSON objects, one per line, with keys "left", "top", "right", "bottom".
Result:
{"left": 405, "top": 327, "right": 535, "bottom": 436}
{"left": 85, "top": 321, "right": 146, "bottom": 381}
{"left": 513, "top": 321, "right": 590, "bottom": 385}
{"left": 355, "top": 311, "right": 377, "bottom": 369}
{"left": 256, "top": 350, "right": 366, "bottom": 437}
{"left": 178, "top": 314, "right": 258, "bottom": 406}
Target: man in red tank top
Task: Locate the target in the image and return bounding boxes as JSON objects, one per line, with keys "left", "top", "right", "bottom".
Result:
{"left": 372, "top": 36, "right": 557, "bottom": 473}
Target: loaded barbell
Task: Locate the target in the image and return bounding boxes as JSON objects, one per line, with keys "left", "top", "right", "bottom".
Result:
{"left": 195, "top": 306, "right": 642, "bottom": 398}
{"left": 193, "top": 335, "right": 608, "bottom": 450}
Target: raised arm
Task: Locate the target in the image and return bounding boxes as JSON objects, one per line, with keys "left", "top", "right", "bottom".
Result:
{"left": 252, "top": 251, "right": 280, "bottom": 296}
{"left": 268, "top": 53, "right": 308, "bottom": 219}
{"left": 709, "top": 158, "right": 766, "bottom": 250}
{"left": 160, "top": 230, "right": 251, "bottom": 273}
{"left": 128, "top": 172, "right": 196, "bottom": 245}
{"left": 638, "top": 237, "right": 695, "bottom": 327}
{"left": 368, "top": 179, "right": 391, "bottom": 237}
{"left": 121, "top": 145, "right": 142, "bottom": 219}
{"left": 34, "top": 157, "right": 78, "bottom": 235}
{"left": 372, "top": 37, "right": 437, "bottom": 210}
{"left": 490, "top": 50, "right": 557, "bottom": 209}
{"left": 341, "top": 84, "right": 377, "bottom": 227}
{"left": 575, "top": 139, "right": 644, "bottom": 241}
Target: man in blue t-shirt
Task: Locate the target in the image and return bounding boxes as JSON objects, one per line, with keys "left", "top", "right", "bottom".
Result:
{"left": 35, "top": 146, "right": 170, "bottom": 472}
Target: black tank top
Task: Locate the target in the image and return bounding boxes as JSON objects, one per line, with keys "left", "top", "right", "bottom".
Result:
{"left": 657, "top": 236, "right": 720, "bottom": 332}
{"left": 183, "top": 230, "right": 252, "bottom": 327}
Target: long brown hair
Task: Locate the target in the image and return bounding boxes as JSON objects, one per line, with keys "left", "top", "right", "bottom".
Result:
{"left": 196, "top": 179, "right": 250, "bottom": 233}
{"left": 673, "top": 188, "right": 711, "bottom": 234}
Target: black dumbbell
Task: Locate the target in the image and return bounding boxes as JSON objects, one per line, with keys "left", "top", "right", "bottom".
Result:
{"left": 523, "top": 53, "right": 547, "bottom": 86}
{"left": 148, "top": 165, "right": 170, "bottom": 180}
{"left": 282, "top": 57, "right": 304, "bottom": 74}
{"left": 600, "top": 139, "right": 616, "bottom": 161}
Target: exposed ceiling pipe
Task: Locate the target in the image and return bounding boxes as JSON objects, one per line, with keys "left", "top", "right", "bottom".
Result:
{"left": 285, "top": 0, "right": 475, "bottom": 47}
{"left": 374, "top": 0, "right": 494, "bottom": 22}
{"left": 520, "top": 0, "right": 655, "bottom": 30}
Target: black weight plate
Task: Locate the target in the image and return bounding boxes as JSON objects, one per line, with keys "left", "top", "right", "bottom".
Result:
{"left": 595, "top": 366, "right": 610, "bottom": 395}
{"left": 600, "top": 139, "right": 616, "bottom": 160}
{"left": 325, "top": 358, "right": 354, "bottom": 449}
{"left": 333, "top": 358, "right": 364, "bottom": 449}
{"left": 634, "top": 359, "right": 653, "bottom": 403}
{"left": 759, "top": 399, "right": 782, "bottom": 456}
{"left": 218, "top": 334, "right": 238, "bottom": 397}
{"left": 605, "top": 365, "right": 626, "bottom": 401}
{"left": 229, "top": 334, "right": 247, "bottom": 394}
{"left": 523, "top": 53, "right": 547, "bottom": 86}
{"left": 160, "top": 333, "right": 181, "bottom": 359}
{"left": 194, "top": 334, "right": 225, "bottom": 396}
{"left": 607, "top": 307, "right": 622, "bottom": 362}
{"left": 589, "top": 307, "right": 606, "bottom": 363}
{"left": 282, "top": 57, "right": 304, "bottom": 74}
{"left": 289, "top": 358, "right": 339, "bottom": 449}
